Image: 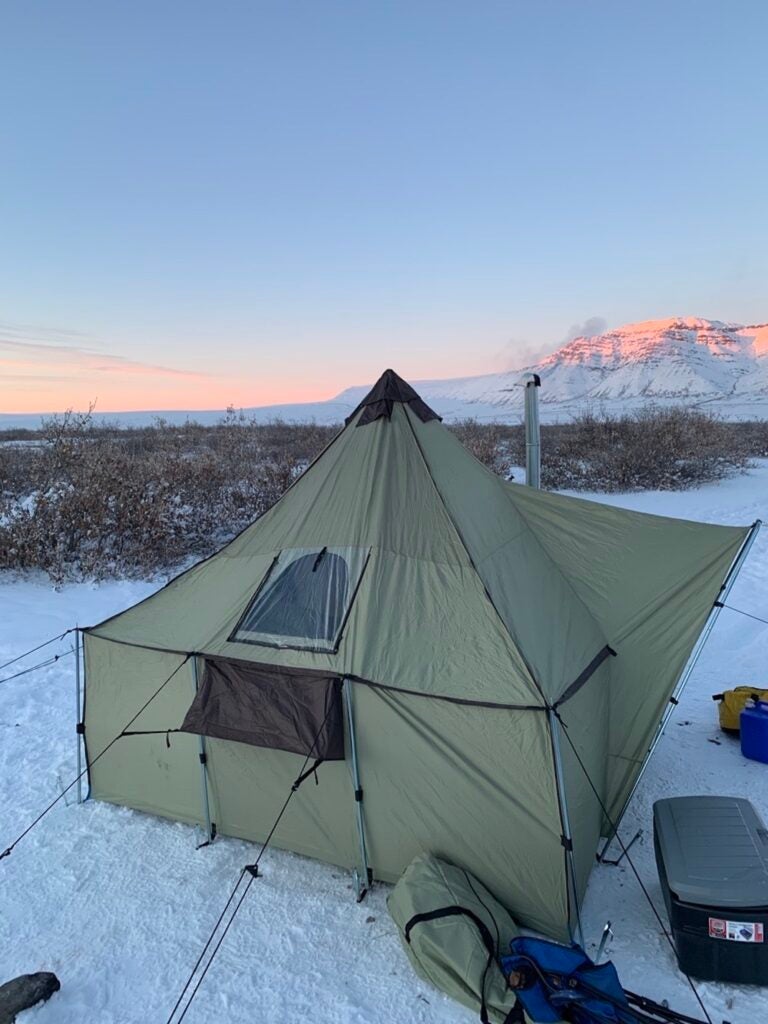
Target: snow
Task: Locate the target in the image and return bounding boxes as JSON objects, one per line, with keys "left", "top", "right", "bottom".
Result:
{"left": 1, "top": 464, "right": 768, "bottom": 1023}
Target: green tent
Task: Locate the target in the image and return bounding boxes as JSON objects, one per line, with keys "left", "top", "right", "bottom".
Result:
{"left": 82, "top": 370, "right": 752, "bottom": 940}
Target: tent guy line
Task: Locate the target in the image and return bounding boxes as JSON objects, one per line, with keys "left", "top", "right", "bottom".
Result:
{"left": 165, "top": 704, "right": 336, "bottom": 1024}
{"left": 0, "top": 647, "right": 75, "bottom": 686}
{"left": 0, "top": 655, "right": 191, "bottom": 862}
{"left": 717, "top": 601, "right": 768, "bottom": 627}
{"left": 554, "top": 709, "right": 713, "bottom": 1024}
{"left": 0, "top": 626, "right": 74, "bottom": 673}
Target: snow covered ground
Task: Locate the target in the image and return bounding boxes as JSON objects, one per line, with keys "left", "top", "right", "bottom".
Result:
{"left": 1, "top": 464, "right": 767, "bottom": 1023}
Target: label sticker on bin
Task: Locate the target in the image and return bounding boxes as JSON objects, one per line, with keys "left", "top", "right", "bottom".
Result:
{"left": 709, "top": 918, "right": 764, "bottom": 942}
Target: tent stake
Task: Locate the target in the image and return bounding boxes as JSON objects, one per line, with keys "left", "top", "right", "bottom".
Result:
{"left": 598, "top": 518, "right": 762, "bottom": 862}
{"left": 548, "top": 708, "right": 584, "bottom": 947}
{"left": 192, "top": 656, "right": 214, "bottom": 845}
{"left": 343, "top": 679, "right": 370, "bottom": 901}
{"left": 595, "top": 920, "right": 613, "bottom": 963}
{"left": 75, "top": 628, "right": 83, "bottom": 804}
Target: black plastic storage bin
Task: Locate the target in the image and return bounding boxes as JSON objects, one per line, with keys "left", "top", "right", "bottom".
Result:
{"left": 653, "top": 796, "right": 768, "bottom": 984}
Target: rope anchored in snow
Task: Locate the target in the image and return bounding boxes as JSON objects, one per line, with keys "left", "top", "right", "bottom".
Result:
{"left": 552, "top": 709, "right": 713, "bottom": 1024}
{"left": 0, "top": 627, "right": 74, "bottom": 674}
{"left": 0, "top": 655, "right": 191, "bottom": 863}
{"left": 0, "top": 647, "right": 75, "bottom": 687}
{"left": 716, "top": 601, "right": 768, "bottom": 627}
{"left": 165, "top": 709, "right": 335, "bottom": 1024}
{"left": 0, "top": 627, "right": 77, "bottom": 685}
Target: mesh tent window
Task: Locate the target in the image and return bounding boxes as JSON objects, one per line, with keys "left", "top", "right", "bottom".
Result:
{"left": 230, "top": 546, "right": 370, "bottom": 652}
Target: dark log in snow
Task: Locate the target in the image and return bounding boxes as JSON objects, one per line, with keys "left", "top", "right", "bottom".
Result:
{"left": 0, "top": 972, "right": 60, "bottom": 1023}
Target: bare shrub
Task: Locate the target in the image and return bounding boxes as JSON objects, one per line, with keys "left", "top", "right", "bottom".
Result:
{"left": 0, "top": 404, "right": 759, "bottom": 582}
{"left": 540, "top": 407, "right": 749, "bottom": 491}
{"left": 0, "top": 410, "right": 335, "bottom": 583}
{"left": 450, "top": 419, "right": 516, "bottom": 477}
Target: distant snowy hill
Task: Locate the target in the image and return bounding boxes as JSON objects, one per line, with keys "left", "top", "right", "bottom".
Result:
{"left": 529, "top": 317, "right": 768, "bottom": 419}
{"left": 399, "top": 316, "right": 768, "bottom": 423}
{"left": 323, "top": 316, "right": 768, "bottom": 422}
{"left": 3, "top": 317, "right": 768, "bottom": 429}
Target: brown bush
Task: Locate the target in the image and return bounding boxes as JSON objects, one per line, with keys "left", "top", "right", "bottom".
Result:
{"left": 0, "top": 410, "right": 335, "bottom": 583}
{"left": 449, "top": 419, "right": 516, "bottom": 478}
{"left": 538, "top": 407, "right": 751, "bottom": 491}
{"left": 0, "top": 405, "right": 759, "bottom": 581}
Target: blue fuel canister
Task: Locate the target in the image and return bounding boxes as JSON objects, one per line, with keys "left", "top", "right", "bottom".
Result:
{"left": 741, "top": 700, "right": 768, "bottom": 765}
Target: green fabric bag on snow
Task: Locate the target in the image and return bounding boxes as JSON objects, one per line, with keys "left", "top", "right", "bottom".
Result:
{"left": 388, "top": 853, "right": 529, "bottom": 1023}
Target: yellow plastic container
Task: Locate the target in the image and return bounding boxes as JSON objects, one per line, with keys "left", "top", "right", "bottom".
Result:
{"left": 712, "top": 687, "right": 768, "bottom": 733}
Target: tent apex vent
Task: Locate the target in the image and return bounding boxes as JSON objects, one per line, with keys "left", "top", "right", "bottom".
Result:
{"left": 345, "top": 368, "right": 441, "bottom": 426}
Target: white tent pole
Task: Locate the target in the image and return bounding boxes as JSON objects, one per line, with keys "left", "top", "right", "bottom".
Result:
{"left": 75, "top": 627, "right": 83, "bottom": 804}
{"left": 524, "top": 373, "right": 541, "bottom": 489}
{"left": 599, "top": 518, "right": 762, "bottom": 860}
{"left": 548, "top": 708, "right": 585, "bottom": 947}
{"left": 192, "top": 656, "right": 214, "bottom": 844}
{"left": 342, "top": 679, "right": 370, "bottom": 901}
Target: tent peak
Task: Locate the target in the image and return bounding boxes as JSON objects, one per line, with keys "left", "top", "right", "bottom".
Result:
{"left": 345, "top": 368, "right": 441, "bottom": 427}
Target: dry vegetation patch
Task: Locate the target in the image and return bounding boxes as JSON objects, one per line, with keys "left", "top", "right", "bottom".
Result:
{"left": 0, "top": 406, "right": 763, "bottom": 581}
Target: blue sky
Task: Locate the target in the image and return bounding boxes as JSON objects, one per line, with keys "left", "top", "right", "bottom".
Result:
{"left": 1, "top": 1, "right": 767, "bottom": 412}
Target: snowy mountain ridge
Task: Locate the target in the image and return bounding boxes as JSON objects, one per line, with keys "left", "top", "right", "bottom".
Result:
{"left": 332, "top": 317, "right": 768, "bottom": 422}
{"left": 2, "top": 317, "right": 767, "bottom": 429}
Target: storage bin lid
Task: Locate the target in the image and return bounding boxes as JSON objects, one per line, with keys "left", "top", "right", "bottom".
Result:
{"left": 654, "top": 796, "right": 768, "bottom": 909}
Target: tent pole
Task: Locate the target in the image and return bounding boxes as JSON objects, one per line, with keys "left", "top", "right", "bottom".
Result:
{"left": 548, "top": 708, "right": 584, "bottom": 947}
{"left": 342, "top": 679, "right": 370, "bottom": 902}
{"left": 598, "top": 518, "right": 762, "bottom": 862}
{"left": 75, "top": 628, "right": 83, "bottom": 804}
{"left": 192, "top": 656, "right": 214, "bottom": 844}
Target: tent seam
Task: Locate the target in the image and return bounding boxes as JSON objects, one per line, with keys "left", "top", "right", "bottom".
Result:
{"left": 401, "top": 405, "right": 547, "bottom": 707}
{"left": 84, "top": 414, "right": 353, "bottom": 634}
{"left": 503, "top": 483, "right": 611, "bottom": 660}
{"left": 81, "top": 632, "right": 548, "bottom": 711}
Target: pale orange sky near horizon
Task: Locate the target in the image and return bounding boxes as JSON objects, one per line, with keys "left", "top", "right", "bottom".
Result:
{"left": 5, "top": 311, "right": 767, "bottom": 415}
{"left": 1, "top": 312, "right": 553, "bottom": 415}
{"left": 0, "top": 321, "right": 513, "bottom": 415}
{"left": 0, "top": 358, "right": 356, "bottom": 415}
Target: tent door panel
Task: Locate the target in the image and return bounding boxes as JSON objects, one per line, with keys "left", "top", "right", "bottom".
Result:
{"left": 202, "top": 739, "right": 359, "bottom": 868}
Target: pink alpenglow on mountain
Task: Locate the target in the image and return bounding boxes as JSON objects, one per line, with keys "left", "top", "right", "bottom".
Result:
{"left": 336, "top": 318, "right": 768, "bottom": 423}
{"left": 534, "top": 317, "right": 768, "bottom": 404}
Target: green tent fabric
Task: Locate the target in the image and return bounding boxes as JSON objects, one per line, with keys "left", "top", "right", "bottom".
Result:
{"left": 82, "top": 369, "right": 751, "bottom": 941}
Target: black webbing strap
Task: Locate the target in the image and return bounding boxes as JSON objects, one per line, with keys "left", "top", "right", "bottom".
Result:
{"left": 121, "top": 728, "right": 182, "bottom": 739}
{"left": 121, "top": 727, "right": 182, "bottom": 749}
{"left": 404, "top": 905, "right": 519, "bottom": 1024}
{"left": 291, "top": 758, "right": 324, "bottom": 791}
{"left": 554, "top": 644, "right": 617, "bottom": 709}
